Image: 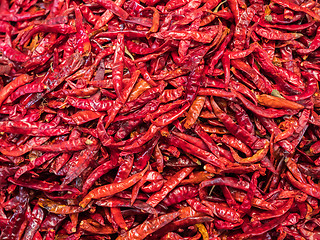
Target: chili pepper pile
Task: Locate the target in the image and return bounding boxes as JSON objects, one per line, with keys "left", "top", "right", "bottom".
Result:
{"left": 1, "top": 0, "right": 320, "bottom": 239}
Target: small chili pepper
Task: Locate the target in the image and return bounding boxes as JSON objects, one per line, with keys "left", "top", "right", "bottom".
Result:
{"left": 162, "top": 185, "right": 198, "bottom": 206}
{"left": 187, "top": 198, "right": 213, "bottom": 216}
{"left": 62, "top": 142, "right": 99, "bottom": 185}
{"left": 255, "top": 26, "right": 303, "bottom": 40}
{"left": 184, "top": 96, "right": 205, "bottom": 129}
{"left": 282, "top": 70, "right": 318, "bottom": 101}
{"left": 231, "top": 213, "right": 288, "bottom": 239}
{"left": 33, "top": 138, "right": 90, "bottom": 152}
{"left": 221, "top": 134, "right": 253, "bottom": 157}
{"left": 194, "top": 124, "right": 220, "bottom": 157}
{"left": 251, "top": 198, "right": 294, "bottom": 221}
{"left": 0, "top": 187, "right": 28, "bottom": 240}
{"left": 286, "top": 171, "right": 320, "bottom": 199}
{"left": 234, "top": 91, "right": 299, "bottom": 118}
{"left": 239, "top": 171, "right": 260, "bottom": 213}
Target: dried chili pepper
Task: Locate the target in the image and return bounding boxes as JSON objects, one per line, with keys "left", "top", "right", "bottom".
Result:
{"left": 0, "top": 0, "right": 320, "bottom": 238}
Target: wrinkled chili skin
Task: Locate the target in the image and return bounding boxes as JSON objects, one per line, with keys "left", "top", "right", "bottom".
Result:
{"left": 1, "top": 0, "right": 320, "bottom": 239}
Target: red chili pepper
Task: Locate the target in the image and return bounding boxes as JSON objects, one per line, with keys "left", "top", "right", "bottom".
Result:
{"left": 210, "top": 97, "right": 265, "bottom": 149}
{"left": 82, "top": 159, "right": 119, "bottom": 194}
{"left": 286, "top": 171, "right": 320, "bottom": 199}
{"left": 202, "top": 200, "right": 242, "bottom": 223}
{"left": 96, "top": 197, "right": 158, "bottom": 215}
{"left": 167, "top": 134, "right": 230, "bottom": 168}
{"left": 80, "top": 164, "right": 148, "bottom": 207}
{"left": 151, "top": 216, "right": 214, "bottom": 239}
{"left": 146, "top": 167, "right": 194, "bottom": 207}
{"left": 117, "top": 212, "right": 179, "bottom": 240}
{"left": 234, "top": 91, "right": 299, "bottom": 118}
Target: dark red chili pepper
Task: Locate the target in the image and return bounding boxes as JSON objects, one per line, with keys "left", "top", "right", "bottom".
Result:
{"left": 63, "top": 142, "right": 99, "bottom": 185}
{"left": 0, "top": 187, "right": 29, "bottom": 240}
{"left": 96, "top": 197, "right": 158, "bottom": 215}
{"left": 8, "top": 177, "right": 80, "bottom": 194}
{"left": 82, "top": 159, "right": 119, "bottom": 194}
{"left": 150, "top": 216, "right": 214, "bottom": 239}
{"left": 286, "top": 171, "right": 320, "bottom": 199}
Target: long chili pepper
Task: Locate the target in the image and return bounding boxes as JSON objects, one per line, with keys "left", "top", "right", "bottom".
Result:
{"left": 210, "top": 97, "right": 265, "bottom": 149}
{"left": 230, "top": 142, "right": 269, "bottom": 164}
{"left": 146, "top": 167, "right": 194, "bottom": 207}
{"left": 256, "top": 94, "right": 304, "bottom": 110}
{"left": 150, "top": 216, "right": 214, "bottom": 239}
{"left": 117, "top": 212, "right": 179, "bottom": 240}
{"left": 80, "top": 164, "right": 148, "bottom": 207}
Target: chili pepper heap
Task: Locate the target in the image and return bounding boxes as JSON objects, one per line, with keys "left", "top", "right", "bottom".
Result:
{"left": 0, "top": 0, "right": 320, "bottom": 239}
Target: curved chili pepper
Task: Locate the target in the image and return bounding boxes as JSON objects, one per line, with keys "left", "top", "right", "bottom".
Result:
{"left": 286, "top": 171, "right": 320, "bottom": 199}
{"left": 202, "top": 200, "right": 242, "bottom": 223}
{"left": 117, "top": 212, "right": 179, "bottom": 240}
{"left": 272, "top": 0, "right": 320, "bottom": 22}
{"left": 282, "top": 70, "right": 318, "bottom": 101}
{"left": 286, "top": 157, "right": 307, "bottom": 184}
{"left": 256, "top": 94, "right": 304, "bottom": 110}
{"left": 0, "top": 74, "right": 32, "bottom": 107}
{"left": 200, "top": 176, "right": 262, "bottom": 197}
{"left": 146, "top": 167, "right": 194, "bottom": 207}
{"left": 80, "top": 164, "right": 148, "bottom": 207}
{"left": 251, "top": 198, "right": 293, "bottom": 221}
{"left": 234, "top": 91, "right": 299, "bottom": 118}
{"left": 167, "top": 134, "right": 229, "bottom": 168}
{"left": 210, "top": 97, "right": 265, "bottom": 149}
{"left": 150, "top": 216, "right": 214, "bottom": 239}
{"left": 162, "top": 185, "right": 198, "bottom": 206}
{"left": 230, "top": 142, "right": 269, "bottom": 164}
